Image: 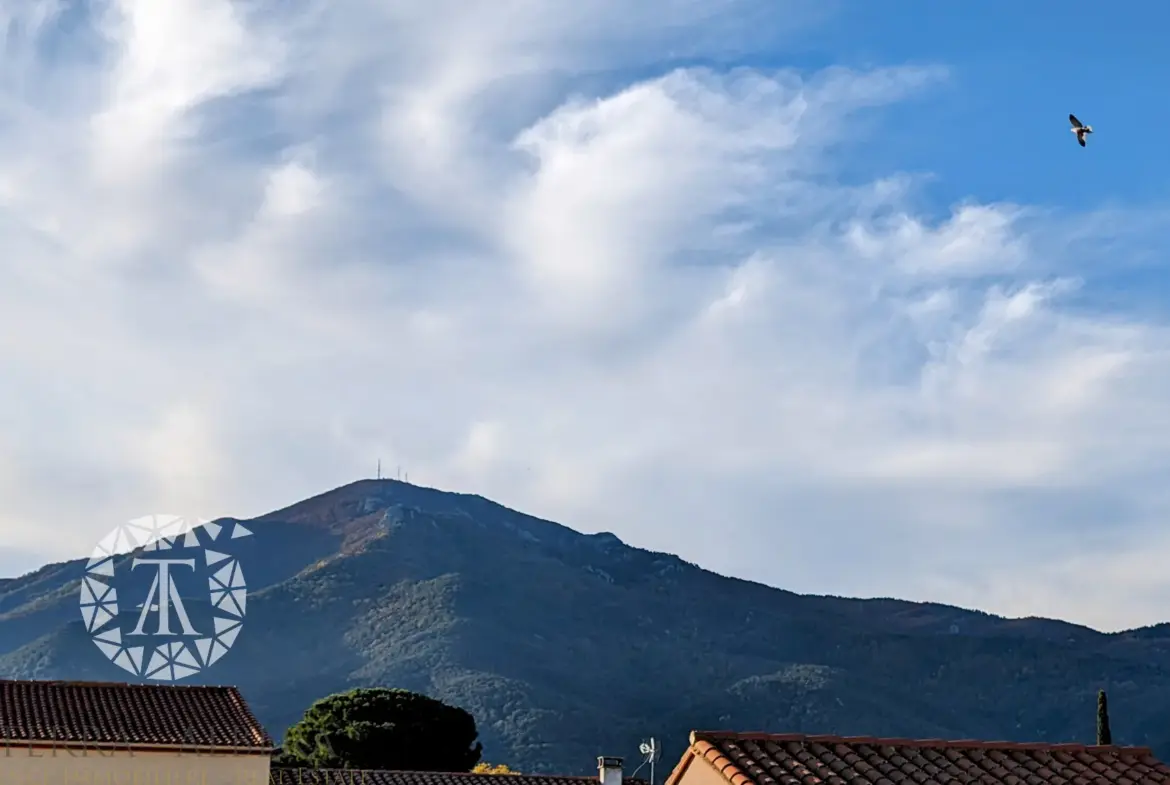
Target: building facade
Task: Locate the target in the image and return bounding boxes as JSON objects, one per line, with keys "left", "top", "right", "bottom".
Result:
{"left": 0, "top": 680, "right": 274, "bottom": 785}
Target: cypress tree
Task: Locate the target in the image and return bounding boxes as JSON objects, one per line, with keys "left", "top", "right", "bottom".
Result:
{"left": 1097, "top": 689, "right": 1113, "bottom": 745}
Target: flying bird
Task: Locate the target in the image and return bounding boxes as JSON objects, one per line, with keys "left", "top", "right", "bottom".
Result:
{"left": 1070, "top": 114, "right": 1093, "bottom": 147}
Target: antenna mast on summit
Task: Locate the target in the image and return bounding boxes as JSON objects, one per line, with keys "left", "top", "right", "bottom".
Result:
{"left": 377, "top": 459, "right": 381, "bottom": 480}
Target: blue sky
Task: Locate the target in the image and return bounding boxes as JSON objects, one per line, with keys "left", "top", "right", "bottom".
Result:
{"left": 800, "top": 2, "right": 1170, "bottom": 210}
{"left": 2, "top": 0, "right": 1170, "bottom": 632}
{"left": 808, "top": 2, "right": 1170, "bottom": 326}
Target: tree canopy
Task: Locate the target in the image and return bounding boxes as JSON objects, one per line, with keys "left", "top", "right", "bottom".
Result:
{"left": 281, "top": 687, "right": 483, "bottom": 771}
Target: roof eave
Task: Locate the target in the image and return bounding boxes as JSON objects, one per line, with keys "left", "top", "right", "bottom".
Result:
{"left": 0, "top": 739, "right": 278, "bottom": 755}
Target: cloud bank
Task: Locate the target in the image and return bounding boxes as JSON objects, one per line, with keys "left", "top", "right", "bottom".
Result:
{"left": 2, "top": 0, "right": 1169, "bottom": 631}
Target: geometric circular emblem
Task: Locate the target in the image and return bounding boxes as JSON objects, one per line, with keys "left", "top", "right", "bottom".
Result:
{"left": 79, "top": 514, "right": 250, "bottom": 682}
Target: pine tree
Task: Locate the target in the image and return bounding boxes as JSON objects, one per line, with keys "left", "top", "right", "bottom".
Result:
{"left": 1097, "top": 689, "right": 1113, "bottom": 745}
{"left": 281, "top": 688, "right": 483, "bottom": 771}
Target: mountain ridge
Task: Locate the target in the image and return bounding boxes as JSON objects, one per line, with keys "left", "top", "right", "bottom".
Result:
{"left": 1, "top": 479, "right": 1168, "bottom": 773}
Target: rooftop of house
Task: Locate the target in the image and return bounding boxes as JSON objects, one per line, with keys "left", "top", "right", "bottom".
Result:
{"left": 0, "top": 679, "right": 274, "bottom": 751}
{"left": 667, "top": 730, "right": 1170, "bottom": 785}
{"left": 270, "top": 768, "right": 649, "bottom": 785}
{"left": 272, "top": 772, "right": 606, "bottom": 785}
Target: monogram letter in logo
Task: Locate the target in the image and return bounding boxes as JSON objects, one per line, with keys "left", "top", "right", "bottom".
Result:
{"left": 130, "top": 558, "right": 199, "bottom": 637}
{"left": 80, "top": 515, "right": 251, "bottom": 682}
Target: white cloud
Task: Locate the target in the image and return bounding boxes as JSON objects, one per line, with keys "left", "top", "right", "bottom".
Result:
{"left": 1, "top": 0, "right": 1169, "bottom": 633}
{"left": 89, "top": 0, "right": 284, "bottom": 181}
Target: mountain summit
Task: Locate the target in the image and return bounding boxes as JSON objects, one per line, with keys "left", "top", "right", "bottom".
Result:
{"left": 2, "top": 480, "right": 1169, "bottom": 772}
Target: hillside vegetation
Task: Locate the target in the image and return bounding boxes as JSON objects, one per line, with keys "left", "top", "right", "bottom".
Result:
{"left": 1, "top": 479, "right": 1167, "bottom": 772}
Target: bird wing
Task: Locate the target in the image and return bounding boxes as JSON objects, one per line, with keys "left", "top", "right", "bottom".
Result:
{"left": 1078, "top": 133, "right": 1086, "bottom": 147}
{"left": 1070, "top": 114, "right": 1083, "bottom": 128}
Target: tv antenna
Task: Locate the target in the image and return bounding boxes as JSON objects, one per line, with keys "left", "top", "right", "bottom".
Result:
{"left": 632, "top": 738, "right": 660, "bottom": 785}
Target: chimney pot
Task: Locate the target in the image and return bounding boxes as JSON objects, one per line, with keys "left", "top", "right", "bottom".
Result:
{"left": 598, "top": 757, "right": 623, "bottom": 785}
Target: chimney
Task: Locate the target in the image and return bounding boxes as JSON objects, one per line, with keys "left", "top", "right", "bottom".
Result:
{"left": 598, "top": 757, "right": 623, "bottom": 785}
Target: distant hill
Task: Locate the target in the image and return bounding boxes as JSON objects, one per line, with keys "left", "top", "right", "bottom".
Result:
{"left": 2, "top": 479, "right": 1169, "bottom": 772}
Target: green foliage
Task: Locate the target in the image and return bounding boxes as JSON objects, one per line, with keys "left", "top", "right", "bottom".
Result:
{"left": 271, "top": 749, "right": 297, "bottom": 769}
{"left": 281, "top": 687, "right": 483, "bottom": 771}
{"left": 1097, "top": 689, "right": 1112, "bottom": 745}
{"left": 9, "top": 481, "right": 1170, "bottom": 773}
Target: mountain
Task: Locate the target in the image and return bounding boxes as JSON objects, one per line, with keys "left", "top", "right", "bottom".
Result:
{"left": 1, "top": 479, "right": 1169, "bottom": 773}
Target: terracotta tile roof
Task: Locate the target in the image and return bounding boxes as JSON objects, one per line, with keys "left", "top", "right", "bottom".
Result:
{"left": 0, "top": 679, "right": 274, "bottom": 751}
{"left": 667, "top": 730, "right": 1170, "bottom": 785}
{"left": 271, "top": 771, "right": 645, "bottom": 785}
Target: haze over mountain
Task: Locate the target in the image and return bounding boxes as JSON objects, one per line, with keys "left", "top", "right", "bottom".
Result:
{"left": 1, "top": 480, "right": 1168, "bottom": 773}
